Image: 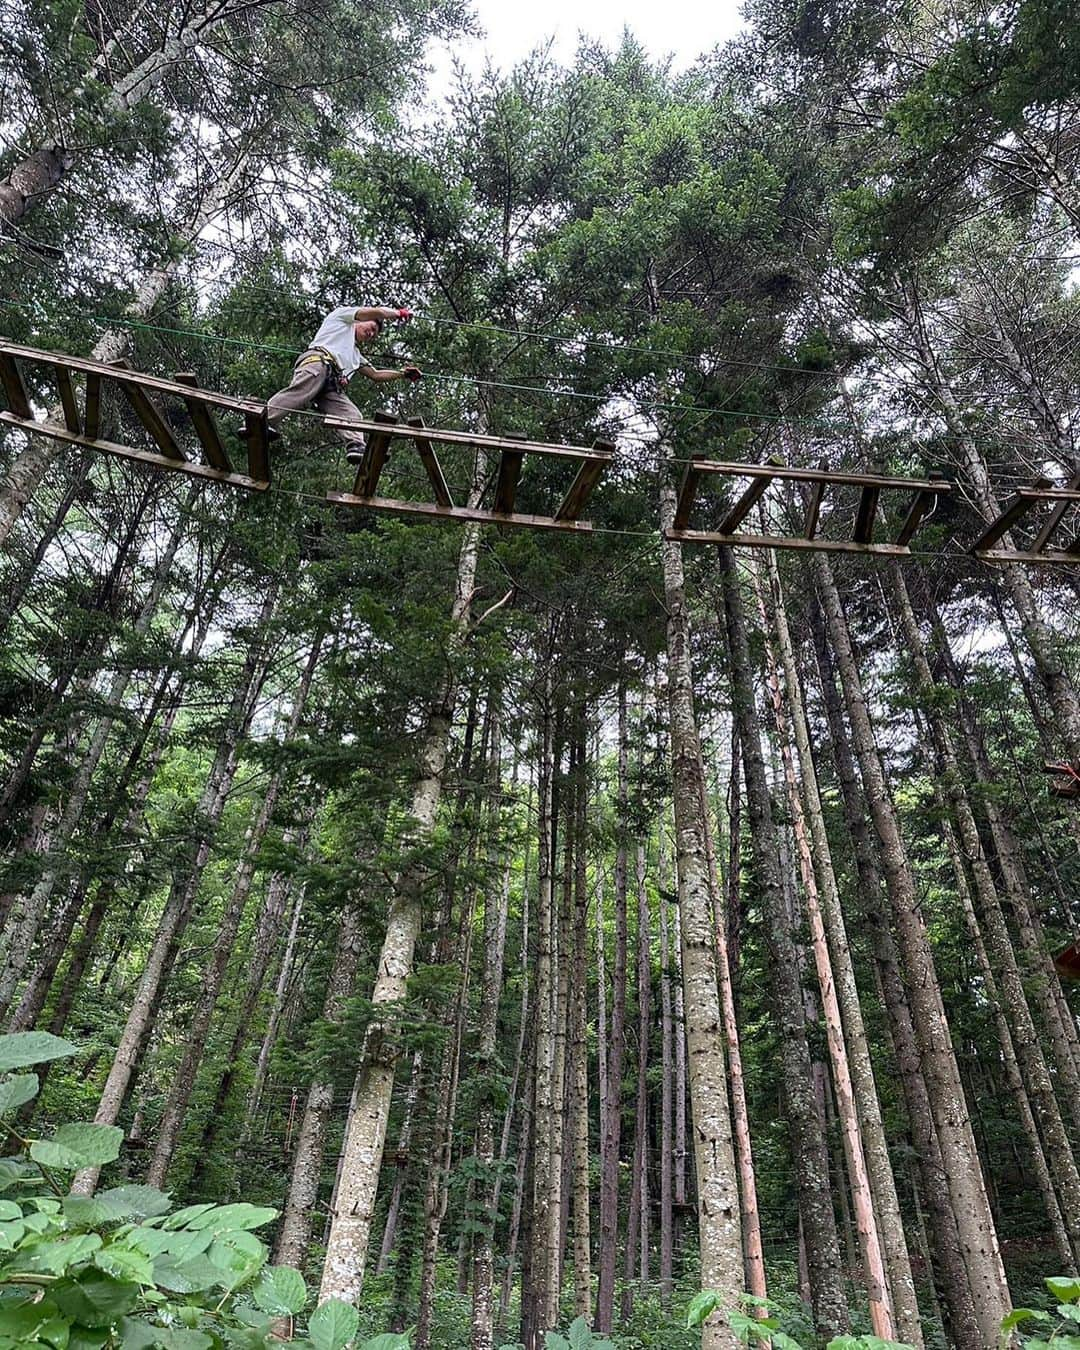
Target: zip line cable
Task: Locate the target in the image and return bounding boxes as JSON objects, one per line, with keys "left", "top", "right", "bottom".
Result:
{"left": 1, "top": 298, "right": 1071, "bottom": 468}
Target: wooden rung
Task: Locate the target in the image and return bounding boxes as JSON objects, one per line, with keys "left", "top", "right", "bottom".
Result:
{"left": 969, "top": 477, "right": 1053, "bottom": 554}
{"left": 555, "top": 441, "right": 613, "bottom": 521}
{"left": 175, "top": 372, "right": 232, "bottom": 473}
{"left": 894, "top": 476, "right": 945, "bottom": 547}
{"left": 493, "top": 434, "right": 526, "bottom": 515}
{"left": 673, "top": 457, "right": 703, "bottom": 531}
{"left": 1031, "top": 469, "right": 1080, "bottom": 553}
{"left": 84, "top": 373, "right": 101, "bottom": 440}
{"left": 0, "top": 352, "right": 32, "bottom": 420}
{"left": 803, "top": 480, "right": 825, "bottom": 539}
{"left": 719, "top": 458, "right": 783, "bottom": 534}
{"left": 352, "top": 409, "right": 397, "bottom": 497}
{"left": 111, "top": 363, "right": 185, "bottom": 462}
{"left": 853, "top": 484, "right": 880, "bottom": 544}
{"left": 55, "top": 367, "right": 80, "bottom": 433}
{"left": 407, "top": 416, "right": 453, "bottom": 508}
{"left": 244, "top": 411, "right": 270, "bottom": 483}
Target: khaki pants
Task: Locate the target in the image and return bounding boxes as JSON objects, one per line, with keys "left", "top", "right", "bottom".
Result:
{"left": 266, "top": 354, "right": 365, "bottom": 450}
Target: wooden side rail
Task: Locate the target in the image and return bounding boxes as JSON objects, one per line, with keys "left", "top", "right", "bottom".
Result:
{"left": 0, "top": 341, "right": 270, "bottom": 491}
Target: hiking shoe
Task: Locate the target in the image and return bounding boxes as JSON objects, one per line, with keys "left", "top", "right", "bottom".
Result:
{"left": 345, "top": 441, "right": 366, "bottom": 465}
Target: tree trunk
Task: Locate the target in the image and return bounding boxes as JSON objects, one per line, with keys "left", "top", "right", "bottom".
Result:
{"left": 569, "top": 714, "right": 591, "bottom": 1320}
{"left": 621, "top": 840, "right": 651, "bottom": 1320}
{"left": 658, "top": 464, "right": 743, "bottom": 1350}
{"left": 596, "top": 684, "right": 629, "bottom": 1333}
{"left": 720, "top": 548, "right": 849, "bottom": 1339}
{"left": 658, "top": 822, "right": 674, "bottom": 1306}
{"left": 146, "top": 635, "right": 323, "bottom": 1187}
{"left": 756, "top": 565, "right": 895, "bottom": 1339}
{"left": 885, "top": 564, "right": 1080, "bottom": 1266}
{"left": 273, "top": 902, "right": 365, "bottom": 1269}
{"left": 763, "top": 554, "right": 922, "bottom": 1347}
{"left": 810, "top": 612, "right": 981, "bottom": 1350}
{"left": 0, "top": 493, "right": 194, "bottom": 1021}
{"left": 525, "top": 669, "right": 557, "bottom": 1350}
{"left": 318, "top": 505, "right": 482, "bottom": 1304}
{"left": 813, "top": 552, "right": 1011, "bottom": 1345}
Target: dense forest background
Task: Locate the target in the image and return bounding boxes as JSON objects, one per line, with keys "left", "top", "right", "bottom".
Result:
{"left": 3, "top": 1, "right": 1080, "bottom": 1347}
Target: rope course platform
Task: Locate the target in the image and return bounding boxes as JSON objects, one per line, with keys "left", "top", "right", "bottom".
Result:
{"left": 970, "top": 475, "right": 1080, "bottom": 564}
{"left": 0, "top": 340, "right": 272, "bottom": 491}
{"left": 665, "top": 456, "right": 951, "bottom": 556}
{"left": 325, "top": 410, "right": 616, "bottom": 532}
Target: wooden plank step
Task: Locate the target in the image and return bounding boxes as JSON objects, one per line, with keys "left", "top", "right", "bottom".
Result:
{"left": 84, "top": 373, "right": 101, "bottom": 440}
{"left": 0, "top": 351, "right": 32, "bottom": 420}
{"left": 968, "top": 477, "right": 1053, "bottom": 554}
{"left": 0, "top": 340, "right": 264, "bottom": 415}
{"left": 55, "top": 367, "right": 80, "bottom": 432}
{"left": 555, "top": 440, "right": 614, "bottom": 521}
{"left": 493, "top": 433, "right": 527, "bottom": 515}
{"left": 894, "top": 473, "right": 946, "bottom": 547}
{"left": 327, "top": 490, "right": 594, "bottom": 533}
{"left": 111, "top": 361, "right": 186, "bottom": 462}
{"left": 673, "top": 455, "right": 704, "bottom": 531}
{"left": 853, "top": 482, "right": 880, "bottom": 544}
{"left": 0, "top": 411, "right": 268, "bottom": 492}
{"left": 352, "top": 409, "right": 398, "bottom": 497}
{"left": 243, "top": 411, "right": 270, "bottom": 484}
{"left": 1031, "top": 468, "right": 1080, "bottom": 553}
{"left": 718, "top": 457, "right": 783, "bottom": 534}
{"left": 175, "top": 372, "right": 232, "bottom": 473}
{"left": 803, "top": 479, "right": 825, "bottom": 539}
{"left": 407, "top": 416, "right": 453, "bottom": 508}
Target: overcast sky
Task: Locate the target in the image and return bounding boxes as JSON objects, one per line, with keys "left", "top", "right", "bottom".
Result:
{"left": 428, "top": 0, "right": 746, "bottom": 89}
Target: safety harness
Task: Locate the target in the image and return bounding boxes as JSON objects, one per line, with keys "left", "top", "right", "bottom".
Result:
{"left": 295, "top": 346, "right": 350, "bottom": 395}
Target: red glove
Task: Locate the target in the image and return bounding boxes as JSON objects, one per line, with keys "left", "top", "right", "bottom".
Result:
{"left": 402, "top": 365, "right": 422, "bottom": 381}
{"left": 397, "top": 307, "right": 412, "bottom": 321}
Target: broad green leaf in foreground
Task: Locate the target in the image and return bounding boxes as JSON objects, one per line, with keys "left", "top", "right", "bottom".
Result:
{"left": 31, "top": 1124, "right": 123, "bottom": 1171}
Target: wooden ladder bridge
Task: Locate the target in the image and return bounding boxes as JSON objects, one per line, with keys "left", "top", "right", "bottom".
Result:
{"left": 0, "top": 340, "right": 272, "bottom": 492}
{"left": 325, "top": 410, "right": 614, "bottom": 531}
{"left": 5, "top": 340, "right": 1080, "bottom": 565}
{"left": 666, "top": 456, "right": 950, "bottom": 555}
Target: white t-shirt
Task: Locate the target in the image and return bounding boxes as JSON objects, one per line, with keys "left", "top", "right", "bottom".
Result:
{"left": 308, "top": 306, "right": 375, "bottom": 378}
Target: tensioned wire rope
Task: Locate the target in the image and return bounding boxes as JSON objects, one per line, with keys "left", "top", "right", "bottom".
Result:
{"left": 0, "top": 294, "right": 1063, "bottom": 502}
{"left": 3, "top": 297, "right": 1055, "bottom": 464}
{"left": 0, "top": 295, "right": 1067, "bottom": 496}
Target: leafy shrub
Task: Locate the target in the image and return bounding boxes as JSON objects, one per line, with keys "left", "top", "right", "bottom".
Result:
{"left": 1006, "top": 1275, "right": 1080, "bottom": 1347}
{"left": 0, "top": 1030, "right": 406, "bottom": 1350}
{"left": 686, "top": 1291, "right": 916, "bottom": 1350}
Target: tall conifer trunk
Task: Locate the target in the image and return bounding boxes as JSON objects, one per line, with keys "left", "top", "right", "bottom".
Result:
{"left": 813, "top": 553, "right": 1011, "bottom": 1344}
{"left": 658, "top": 461, "right": 743, "bottom": 1350}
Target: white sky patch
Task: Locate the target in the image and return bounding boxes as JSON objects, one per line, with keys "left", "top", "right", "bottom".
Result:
{"left": 427, "top": 0, "right": 747, "bottom": 93}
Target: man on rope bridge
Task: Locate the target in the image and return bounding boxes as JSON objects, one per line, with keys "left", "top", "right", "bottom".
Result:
{"left": 248, "top": 305, "right": 421, "bottom": 462}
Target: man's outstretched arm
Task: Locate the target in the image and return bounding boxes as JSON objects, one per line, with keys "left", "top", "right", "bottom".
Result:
{"left": 357, "top": 364, "right": 422, "bottom": 384}
{"left": 354, "top": 305, "right": 412, "bottom": 323}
